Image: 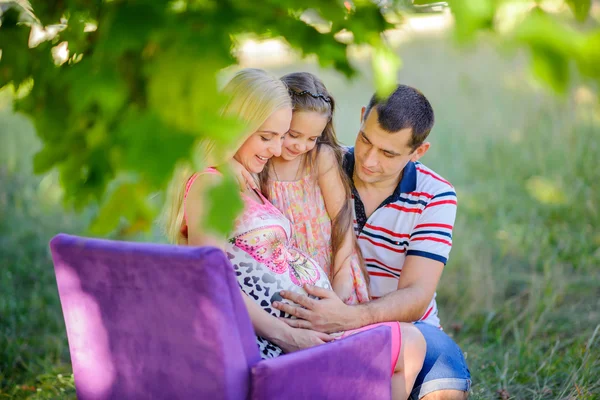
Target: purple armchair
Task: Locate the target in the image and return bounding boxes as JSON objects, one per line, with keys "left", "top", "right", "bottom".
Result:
{"left": 50, "top": 234, "right": 391, "bottom": 400}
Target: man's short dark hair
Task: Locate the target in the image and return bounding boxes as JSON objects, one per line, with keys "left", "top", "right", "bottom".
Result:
{"left": 364, "top": 85, "right": 435, "bottom": 151}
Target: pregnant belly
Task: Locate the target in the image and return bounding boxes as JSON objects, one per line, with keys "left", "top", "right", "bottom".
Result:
{"left": 229, "top": 247, "right": 331, "bottom": 318}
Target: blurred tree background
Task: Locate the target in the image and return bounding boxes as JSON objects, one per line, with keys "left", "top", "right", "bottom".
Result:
{"left": 1, "top": 0, "right": 599, "bottom": 398}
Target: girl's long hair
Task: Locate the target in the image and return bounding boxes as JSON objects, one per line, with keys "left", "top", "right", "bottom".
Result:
{"left": 260, "top": 72, "right": 368, "bottom": 286}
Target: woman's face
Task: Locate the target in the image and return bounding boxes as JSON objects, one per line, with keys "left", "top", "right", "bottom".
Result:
{"left": 280, "top": 111, "right": 328, "bottom": 161}
{"left": 234, "top": 107, "right": 293, "bottom": 173}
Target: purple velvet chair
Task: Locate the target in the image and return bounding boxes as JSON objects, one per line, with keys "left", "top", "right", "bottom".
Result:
{"left": 50, "top": 234, "right": 391, "bottom": 400}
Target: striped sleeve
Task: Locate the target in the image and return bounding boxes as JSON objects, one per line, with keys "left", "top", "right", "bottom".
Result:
{"left": 406, "top": 191, "right": 457, "bottom": 264}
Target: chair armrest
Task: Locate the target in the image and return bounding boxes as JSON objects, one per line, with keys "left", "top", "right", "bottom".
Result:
{"left": 251, "top": 325, "right": 391, "bottom": 400}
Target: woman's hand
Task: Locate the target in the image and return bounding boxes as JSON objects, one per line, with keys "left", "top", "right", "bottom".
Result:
{"left": 228, "top": 158, "right": 257, "bottom": 191}
{"left": 274, "top": 326, "right": 335, "bottom": 354}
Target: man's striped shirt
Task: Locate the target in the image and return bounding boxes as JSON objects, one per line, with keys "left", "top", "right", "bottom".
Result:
{"left": 344, "top": 148, "right": 457, "bottom": 327}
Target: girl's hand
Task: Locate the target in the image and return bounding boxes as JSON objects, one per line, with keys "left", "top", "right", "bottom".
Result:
{"left": 228, "top": 158, "right": 258, "bottom": 191}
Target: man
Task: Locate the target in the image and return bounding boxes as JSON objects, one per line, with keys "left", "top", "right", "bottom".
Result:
{"left": 272, "top": 84, "right": 471, "bottom": 399}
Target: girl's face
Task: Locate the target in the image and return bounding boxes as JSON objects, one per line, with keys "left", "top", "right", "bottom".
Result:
{"left": 280, "top": 111, "right": 329, "bottom": 161}
{"left": 234, "top": 107, "right": 292, "bottom": 173}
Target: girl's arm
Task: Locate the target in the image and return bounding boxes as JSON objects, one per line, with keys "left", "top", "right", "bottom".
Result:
{"left": 316, "top": 146, "right": 356, "bottom": 302}
{"left": 228, "top": 158, "right": 258, "bottom": 191}
{"left": 185, "top": 173, "right": 332, "bottom": 352}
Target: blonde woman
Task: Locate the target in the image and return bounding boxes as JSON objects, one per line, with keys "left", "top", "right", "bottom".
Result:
{"left": 163, "top": 68, "right": 425, "bottom": 399}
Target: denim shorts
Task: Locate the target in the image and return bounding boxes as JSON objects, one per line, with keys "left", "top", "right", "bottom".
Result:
{"left": 410, "top": 322, "right": 471, "bottom": 399}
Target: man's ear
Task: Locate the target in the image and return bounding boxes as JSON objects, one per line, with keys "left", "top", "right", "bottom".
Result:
{"left": 410, "top": 142, "right": 430, "bottom": 162}
{"left": 360, "top": 106, "right": 366, "bottom": 123}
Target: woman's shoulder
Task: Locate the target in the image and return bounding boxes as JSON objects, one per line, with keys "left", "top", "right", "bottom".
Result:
{"left": 185, "top": 168, "right": 222, "bottom": 199}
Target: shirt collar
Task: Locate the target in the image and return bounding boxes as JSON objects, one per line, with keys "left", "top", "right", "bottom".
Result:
{"left": 343, "top": 146, "right": 417, "bottom": 201}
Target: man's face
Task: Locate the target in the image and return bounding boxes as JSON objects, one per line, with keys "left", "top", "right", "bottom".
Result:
{"left": 354, "top": 108, "right": 426, "bottom": 186}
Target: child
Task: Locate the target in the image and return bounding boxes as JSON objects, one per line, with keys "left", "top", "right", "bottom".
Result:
{"left": 259, "top": 72, "right": 370, "bottom": 305}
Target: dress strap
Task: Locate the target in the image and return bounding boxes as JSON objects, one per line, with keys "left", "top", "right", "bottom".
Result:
{"left": 183, "top": 167, "right": 219, "bottom": 224}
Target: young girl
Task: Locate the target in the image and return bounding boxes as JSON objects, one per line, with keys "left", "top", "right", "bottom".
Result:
{"left": 164, "top": 68, "right": 425, "bottom": 400}
{"left": 258, "top": 72, "right": 370, "bottom": 305}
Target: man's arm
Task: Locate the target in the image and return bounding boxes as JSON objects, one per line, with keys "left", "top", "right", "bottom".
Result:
{"left": 273, "top": 185, "right": 456, "bottom": 332}
{"left": 363, "top": 184, "right": 458, "bottom": 324}
{"left": 272, "top": 255, "right": 443, "bottom": 333}
{"left": 356, "top": 255, "right": 444, "bottom": 326}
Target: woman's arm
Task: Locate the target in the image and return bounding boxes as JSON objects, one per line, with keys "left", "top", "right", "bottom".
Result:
{"left": 185, "top": 173, "right": 332, "bottom": 352}
{"left": 185, "top": 173, "right": 228, "bottom": 247}
{"left": 241, "top": 294, "right": 333, "bottom": 352}
{"left": 316, "top": 146, "right": 356, "bottom": 301}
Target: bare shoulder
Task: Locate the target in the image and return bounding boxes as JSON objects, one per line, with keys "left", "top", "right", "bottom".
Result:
{"left": 186, "top": 170, "right": 222, "bottom": 201}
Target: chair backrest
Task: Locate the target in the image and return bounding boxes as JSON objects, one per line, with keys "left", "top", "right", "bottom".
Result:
{"left": 50, "top": 234, "right": 261, "bottom": 400}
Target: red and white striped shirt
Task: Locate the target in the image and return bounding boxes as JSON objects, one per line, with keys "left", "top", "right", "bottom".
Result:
{"left": 344, "top": 148, "right": 457, "bottom": 327}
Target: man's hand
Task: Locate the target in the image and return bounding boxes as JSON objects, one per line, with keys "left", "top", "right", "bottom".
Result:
{"left": 272, "top": 285, "right": 363, "bottom": 333}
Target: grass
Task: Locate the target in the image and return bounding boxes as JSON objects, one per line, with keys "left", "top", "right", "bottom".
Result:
{"left": 0, "top": 97, "right": 80, "bottom": 399}
{"left": 1, "top": 34, "right": 599, "bottom": 399}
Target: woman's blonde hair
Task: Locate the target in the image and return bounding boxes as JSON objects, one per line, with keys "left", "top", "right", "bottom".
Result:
{"left": 162, "top": 68, "right": 291, "bottom": 244}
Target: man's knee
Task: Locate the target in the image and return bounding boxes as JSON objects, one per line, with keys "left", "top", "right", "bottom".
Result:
{"left": 420, "top": 389, "right": 468, "bottom": 400}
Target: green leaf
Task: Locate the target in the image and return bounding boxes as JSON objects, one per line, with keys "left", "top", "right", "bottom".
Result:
{"left": 267, "top": 17, "right": 355, "bottom": 78}
{"left": 116, "top": 111, "right": 196, "bottom": 188}
{"left": 67, "top": 59, "right": 128, "bottom": 118}
{"left": 59, "top": 146, "right": 115, "bottom": 209}
{"left": 512, "top": 11, "right": 585, "bottom": 54}
{"left": 7, "top": 0, "right": 600, "bottom": 241}
{"left": 0, "top": 8, "right": 34, "bottom": 89}
{"left": 578, "top": 31, "right": 600, "bottom": 81}
{"left": 340, "top": 2, "right": 392, "bottom": 45}
{"left": 1, "top": 0, "right": 38, "bottom": 24}
{"left": 95, "top": 2, "right": 165, "bottom": 55}
{"left": 447, "top": 0, "right": 495, "bottom": 43}
{"left": 566, "top": 0, "right": 591, "bottom": 22}
{"left": 372, "top": 44, "right": 402, "bottom": 98}
{"left": 88, "top": 182, "right": 135, "bottom": 235}
{"left": 89, "top": 181, "right": 154, "bottom": 236}
{"left": 58, "top": 11, "right": 92, "bottom": 56}
{"left": 204, "top": 171, "right": 243, "bottom": 236}
{"left": 530, "top": 47, "right": 569, "bottom": 94}
{"left": 145, "top": 50, "right": 229, "bottom": 134}
{"left": 33, "top": 145, "right": 64, "bottom": 174}
{"left": 412, "top": 0, "right": 444, "bottom": 5}
{"left": 512, "top": 12, "right": 586, "bottom": 94}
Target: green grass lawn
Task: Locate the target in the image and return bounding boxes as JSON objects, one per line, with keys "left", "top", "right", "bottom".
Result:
{"left": 1, "top": 34, "right": 599, "bottom": 399}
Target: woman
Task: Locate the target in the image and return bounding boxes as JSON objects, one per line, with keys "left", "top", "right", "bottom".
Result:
{"left": 163, "top": 68, "right": 425, "bottom": 399}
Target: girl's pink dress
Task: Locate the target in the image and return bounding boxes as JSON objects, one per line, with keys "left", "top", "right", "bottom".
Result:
{"left": 267, "top": 165, "right": 370, "bottom": 305}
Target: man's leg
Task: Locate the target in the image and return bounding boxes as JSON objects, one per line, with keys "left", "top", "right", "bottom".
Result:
{"left": 409, "top": 322, "right": 471, "bottom": 400}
